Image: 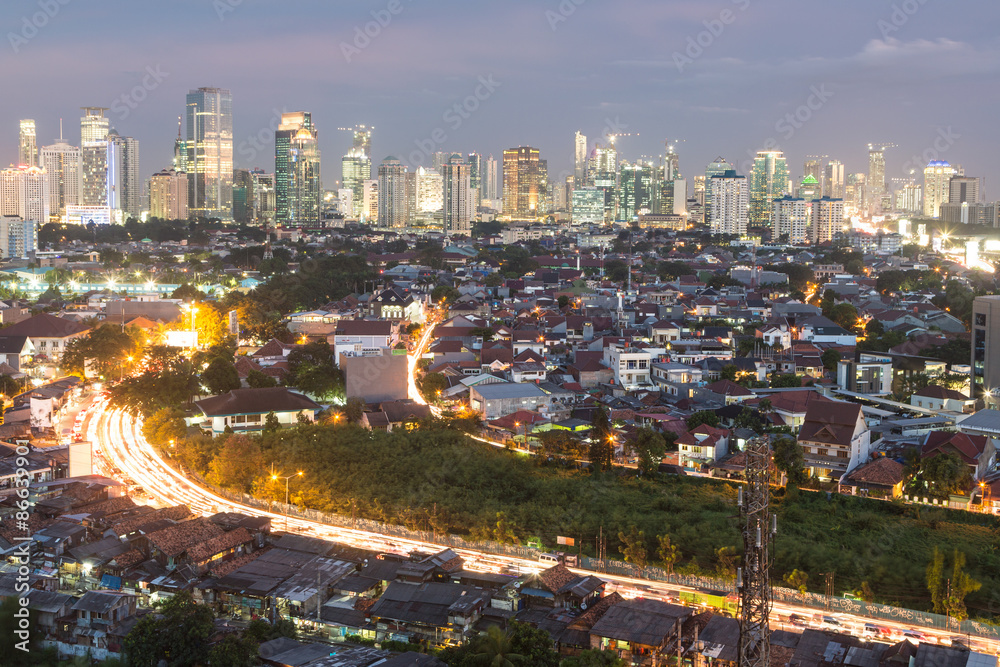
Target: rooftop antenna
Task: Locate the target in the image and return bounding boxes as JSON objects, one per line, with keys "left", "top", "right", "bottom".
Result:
{"left": 58, "top": 118, "right": 63, "bottom": 142}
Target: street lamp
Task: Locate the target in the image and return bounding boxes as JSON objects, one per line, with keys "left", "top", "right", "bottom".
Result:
{"left": 271, "top": 471, "right": 303, "bottom": 531}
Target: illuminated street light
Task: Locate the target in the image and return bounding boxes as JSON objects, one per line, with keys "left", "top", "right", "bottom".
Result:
{"left": 271, "top": 471, "right": 304, "bottom": 531}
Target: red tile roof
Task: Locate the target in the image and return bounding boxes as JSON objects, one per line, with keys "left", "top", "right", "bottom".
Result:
{"left": 922, "top": 431, "right": 989, "bottom": 466}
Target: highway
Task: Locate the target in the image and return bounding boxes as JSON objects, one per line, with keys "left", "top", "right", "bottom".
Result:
{"left": 75, "top": 311, "right": 1000, "bottom": 656}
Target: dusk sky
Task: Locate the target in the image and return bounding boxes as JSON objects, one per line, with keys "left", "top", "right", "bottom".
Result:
{"left": 6, "top": 0, "right": 1000, "bottom": 197}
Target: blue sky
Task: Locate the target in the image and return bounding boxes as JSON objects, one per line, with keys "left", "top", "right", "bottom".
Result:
{"left": 5, "top": 0, "right": 1000, "bottom": 196}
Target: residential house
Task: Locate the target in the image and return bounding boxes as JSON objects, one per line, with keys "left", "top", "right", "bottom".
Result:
{"left": 842, "top": 456, "right": 905, "bottom": 498}
{"left": 911, "top": 386, "right": 975, "bottom": 414}
{"left": 368, "top": 286, "right": 423, "bottom": 323}
{"left": 797, "top": 401, "right": 872, "bottom": 481}
{"left": 368, "top": 581, "right": 489, "bottom": 645}
{"left": 922, "top": 430, "right": 996, "bottom": 481}
{"left": 837, "top": 355, "right": 893, "bottom": 395}
{"left": 469, "top": 382, "right": 549, "bottom": 420}
{"left": 333, "top": 320, "right": 398, "bottom": 363}
{"left": 0, "top": 335, "right": 33, "bottom": 372}
{"left": 677, "top": 424, "right": 731, "bottom": 470}
{"left": 797, "top": 315, "right": 857, "bottom": 346}
{"left": 0, "top": 313, "right": 89, "bottom": 365}
{"left": 193, "top": 387, "right": 321, "bottom": 434}
{"left": 603, "top": 343, "right": 652, "bottom": 390}
{"left": 521, "top": 563, "right": 605, "bottom": 611}
{"left": 54, "top": 590, "right": 137, "bottom": 661}
{"left": 589, "top": 598, "right": 691, "bottom": 664}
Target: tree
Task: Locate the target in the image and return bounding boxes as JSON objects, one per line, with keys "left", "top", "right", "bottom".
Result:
{"left": 207, "top": 633, "right": 258, "bottom": 667}
{"left": 246, "top": 369, "right": 278, "bottom": 388}
{"left": 773, "top": 436, "right": 806, "bottom": 484}
{"left": 589, "top": 407, "right": 613, "bottom": 471}
{"left": 264, "top": 411, "right": 281, "bottom": 433}
{"left": 716, "top": 545, "right": 738, "bottom": 580}
{"left": 201, "top": 357, "right": 241, "bottom": 395}
{"left": 734, "top": 407, "right": 763, "bottom": 433}
{"left": 431, "top": 284, "right": 461, "bottom": 305}
{"left": 142, "top": 407, "right": 187, "bottom": 446}
{"left": 419, "top": 372, "right": 449, "bottom": 402}
{"left": 686, "top": 410, "right": 720, "bottom": 430}
{"left": 920, "top": 451, "right": 970, "bottom": 497}
{"left": 123, "top": 591, "right": 214, "bottom": 667}
{"left": 926, "top": 546, "right": 946, "bottom": 614}
{"left": 618, "top": 525, "right": 648, "bottom": 568}
{"left": 657, "top": 534, "right": 679, "bottom": 575}
{"left": 784, "top": 569, "right": 809, "bottom": 594}
{"left": 627, "top": 428, "right": 666, "bottom": 475}
{"left": 344, "top": 396, "right": 367, "bottom": 423}
{"left": 719, "top": 364, "right": 739, "bottom": 381}
{"left": 472, "top": 626, "right": 524, "bottom": 667}
{"left": 770, "top": 373, "right": 803, "bottom": 388}
{"left": 821, "top": 348, "right": 841, "bottom": 373}
{"left": 507, "top": 621, "right": 560, "bottom": 667}
{"left": 206, "top": 435, "right": 265, "bottom": 493}
{"left": 560, "top": 649, "right": 628, "bottom": 667}
{"left": 948, "top": 549, "right": 981, "bottom": 621}
{"left": 490, "top": 511, "right": 518, "bottom": 544}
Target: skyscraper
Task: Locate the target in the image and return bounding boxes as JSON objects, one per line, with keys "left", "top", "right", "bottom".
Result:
{"left": 574, "top": 131, "right": 587, "bottom": 185}
{"left": 797, "top": 174, "right": 819, "bottom": 201}
{"left": 115, "top": 134, "right": 141, "bottom": 219}
{"left": 811, "top": 197, "right": 845, "bottom": 245}
{"left": 704, "top": 157, "right": 733, "bottom": 224}
{"left": 442, "top": 154, "right": 471, "bottom": 236}
{"left": 923, "top": 161, "right": 955, "bottom": 218}
{"left": 619, "top": 162, "right": 654, "bottom": 221}
{"left": 824, "top": 160, "right": 845, "bottom": 200}
{"left": 502, "top": 146, "right": 544, "bottom": 219}
{"left": 80, "top": 107, "right": 109, "bottom": 144}
{"left": 233, "top": 169, "right": 274, "bottom": 225}
{"left": 275, "top": 112, "right": 321, "bottom": 226}
{"left": 709, "top": 170, "right": 748, "bottom": 236}
{"left": 149, "top": 168, "right": 189, "bottom": 220}
{"left": 362, "top": 179, "right": 378, "bottom": 222}
{"left": 18, "top": 120, "right": 37, "bottom": 168}
{"left": 415, "top": 167, "right": 443, "bottom": 214}
{"left": 341, "top": 148, "right": 371, "bottom": 219}
{"left": 949, "top": 176, "right": 979, "bottom": 205}
{"left": 185, "top": 87, "right": 233, "bottom": 220}
{"left": 867, "top": 144, "right": 887, "bottom": 212}
{"left": 803, "top": 156, "right": 825, "bottom": 197}
{"left": 664, "top": 140, "right": 681, "bottom": 181}
{"left": 81, "top": 136, "right": 121, "bottom": 209}
{"left": 350, "top": 124, "right": 372, "bottom": 156}
{"left": 589, "top": 144, "right": 618, "bottom": 221}
{"left": 377, "top": 157, "right": 407, "bottom": 228}
{"left": 467, "top": 152, "right": 483, "bottom": 209}
{"left": 482, "top": 155, "right": 499, "bottom": 202}
{"left": 0, "top": 166, "right": 50, "bottom": 224}
{"left": 40, "top": 140, "right": 81, "bottom": 216}
{"left": 749, "top": 150, "right": 788, "bottom": 229}
{"left": 772, "top": 196, "right": 811, "bottom": 245}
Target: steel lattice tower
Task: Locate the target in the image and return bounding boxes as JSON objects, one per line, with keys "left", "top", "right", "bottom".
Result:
{"left": 738, "top": 437, "right": 773, "bottom": 667}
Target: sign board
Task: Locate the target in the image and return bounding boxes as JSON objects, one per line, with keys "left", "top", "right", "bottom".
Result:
{"left": 228, "top": 310, "right": 239, "bottom": 336}
{"left": 556, "top": 536, "right": 575, "bottom": 547}
{"left": 69, "top": 441, "right": 93, "bottom": 478}
{"left": 165, "top": 330, "right": 198, "bottom": 348}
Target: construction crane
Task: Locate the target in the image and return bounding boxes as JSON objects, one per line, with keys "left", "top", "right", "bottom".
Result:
{"left": 867, "top": 142, "right": 898, "bottom": 152}
{"left": 737, "top": 437, "right": 776, "bottom": 667}
{"left": 606, "top": 132, "right": 638, "bottom": 144}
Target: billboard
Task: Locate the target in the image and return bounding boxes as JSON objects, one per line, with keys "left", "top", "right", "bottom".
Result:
{"left": 165, "top": 330, "right": 198, "bottom": 348}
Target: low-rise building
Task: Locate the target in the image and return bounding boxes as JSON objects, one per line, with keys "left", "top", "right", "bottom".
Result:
{"left": 797, "top": 401, "right": 872, "bottom": 481}
{"left": 193, "top": 387, "right": 321, "bottom": 434}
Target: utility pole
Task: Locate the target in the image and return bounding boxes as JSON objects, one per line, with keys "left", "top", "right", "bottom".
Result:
{"left": 738, "top": 437, "right": 774, "bottom": 667}
{"left": 825, "top": 573, "right": 835, "bottom": 610}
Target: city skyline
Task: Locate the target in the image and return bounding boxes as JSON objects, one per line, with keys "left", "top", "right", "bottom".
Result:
{"left": 3, "top": 0, "right": 999, "bottom": 198}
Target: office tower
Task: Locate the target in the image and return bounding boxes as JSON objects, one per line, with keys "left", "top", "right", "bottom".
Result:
{"left": 275, "top": 112, "right": 321, "bottom": 226}
{"left": 482, "top": 154, "right": 498, "bottom": 202}
{"left": 467, "top": 152, "right": 482, "bottom": 208}
{"left": 589, "top": 143, "right": 618, "bottom": 221}
{"left": 442, "top": 154, "right": 471, "bottom": 236}
{"left": 377, "top": 157, "right": 407, "bottom": 228}
{"left": 704, "top": 157, "right": 734, "bottom": 223}
{"left": 803, "top": 156, "right": 825, "bottom": 197}
{"left": 18, "top": 120, "right": 37, "bottom": 167}
{"left": 350, "top": 124, "right": 372, "bottom": 156}
{"left": 81, "top": 137, "right": 121, "bottom": 209}
{"left": 772, "top": 197, "right": 811, "bottom": 244}
{"left": 748, "top": 150, "right": 788, "bottom": 228}
{"left": 574, "top": 131, "right": 587, "bottom": 185}
{"left": 537, "top": 158, "right": 550, "bottom": 214}
{"left": 502, "top": 146, "right": 544, "bottom": 219}
{"left": 949, "top": 176, "right": 979, "bottom": 205}
{"left": 896, "top": 182, "right": 922, "bottom": 214}
{"left": 619, "top": 162, "right": 654, "bottom": 221}
{"left": 811, "top": 197, "right": 845, "bottom": 245}
{"left": 80, "top": 107, "right": 109, "bottom": 144}
{"left": 867, "top": 144, "right": 887, "bottom": 211}
{"left": 415, "top": 167, "right": 443, "bottom": 214}
{"left": 797, "top": 174, "right": 819, "bottom": 200}
{"left": 362, "top": 179, "right": 378, "bottom": 222}
{"left": 40, "top": 140, "right": 81, "bottom": 215}
{"left": 404, "top": 171, "right": 417, "bottom": 222}
{"left": 149, "top": 168, "right": 189, "bottom": 220}
{"left": 971, "top": 296, "right": 1000, "bottom": 400}
{"left": 824, "top": 160, "right": 845, "bottom": 199}
{"left": 0, "top": 216, "right": 37, "bottom": 258}
{"left": 0, "top": 166, "right": 49, "bottom": 225}
{"left": 709, "top": 170, "right": 748, "bottom": 236}
{"left": 658, "top": 178, "right": 687, "bottom": 216}
{"left": 693, "top": 175, "right": 706, "bottom": 204}
{"left": 115, "top": 134, "right": 141, "bottom": 219}
{"left": 845, "top": 173, "right": 865, "bottom": 210}
{"left": 252, "top": 170, "right": 275, "bottom": 225}
{"left": 923, "top": 161, "right": 955, "bottom": 218}
{"left": 664, "top": 140, "right": 681, "bottom": 181}
{"left": 232, "top": 168, "right": 251, "bottom": 224}
{"left": 185, "top": 87, "right": 234, "bottom": 220}
{"left": 571, "top": 187, "right": 605, "bottom": 224}
{"left": 429, "top": 151, "right": 449, "bottom": 174}
{"left": 341, "top": 148, "right": 370, "bottom": 219}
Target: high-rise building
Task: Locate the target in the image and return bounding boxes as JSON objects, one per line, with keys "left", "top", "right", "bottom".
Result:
{"left": 797, "top": 174, "right": 819, "bottom": 201}
{"left": 772, "top": 196, "right": 811, "bottom": 244}
{"left": 0, "top": 166, "right": 50, "bottom": 225}
{"left": 502, "top": 147, "right": 544, "bottom": 219}
{"left": 362, "top": 179, "right": 378, "bottom": 222}
{"left": 350, "top": 124, "right": 372, "bottom": 157}
{"left": 377, "top": 157, "right": 407, "bottom": 228}
{"left": 482, "top": 154, "right": 499, "bottom": 202}
{"left": 115, "top": 134, "right": 141, "bottom": 219}
{"left": 80, "top": 107, "right": 109, "bottom": 144}
{"left": 811, "top": 197, "right": 845, "bottom": 245}
{"left": 923, "top": 161, "right": 955, "bottom": 218}
{"left": 233, "top": 168, "right": 274, "bottom": 226}
{"left": 149, "top": 168, "right": 189, "bottom": 220}
{"left": 896, "top": 182, "right": 922, "bottom": 214}
{"left": 574, "top": 131, "right": 587, "bottom": 185}
{"left": 404, "top": 171, "right": 417, "bottom": 222}
{"left": 972, "top": 296, "right": 1000, "bottom": 400}
{"left": 748, "top": 150, "right": 788, "bottom": 229}
{"left": 709, "top": 170, "right": 748, "bottom": 236}
{"left": 803, "top": 156, "right": 825, "bottom": 197}
{"left": 0, "top": 216, "right": 37, "bottom": 258}
{"left": 275, "top": 112, "right": 321, "bottom": 226}
{"left": 867, "top": 145, "right": 887, "bottom": 212}
{"left": 185, "top": 87, "right": 233, "bottom": 220}
{"left": 589, "top": 144, "right": 618, "bottom": 221}
{"left": 81, "top": 137, "right": 121, "bottom": 210}
{"left": 704, "top": 157, "right": 734, "bottom": 223}
{"left": 40, "top": 140, "right": 81, "bottom": 216}
{"left": 442, "top": 154, "right": 471, "bottom": 236}
{"left": 845, "top": 172, "right": 865, "bottom": 210}
{"left": 824, "top": 160, "right": 845, "bottom": 199}
{"left": 467, "top": 152, "right": 482, "bottom": 209}
{"left": 415, "top": 167, "right": 443, "bottom": 214}
{"left": 949, "top": 176, "right": 979, "bottom": 205}
{"left": 657, "top": 179, "right": 687, "bottom": 216}
{"left": 18, "top": 120, "right": 37, "bottom": 168}
{"left": 664, "top": 140, "right": 681, "bottom": 181}
{"left": 619, "top": 162, "right": 653, "bottom": 221}
{"left": 571, "top": 187, "right": 605, "bottom": 224}
{"left": 341, "top": 148, "right": 371, "bottom": 219}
